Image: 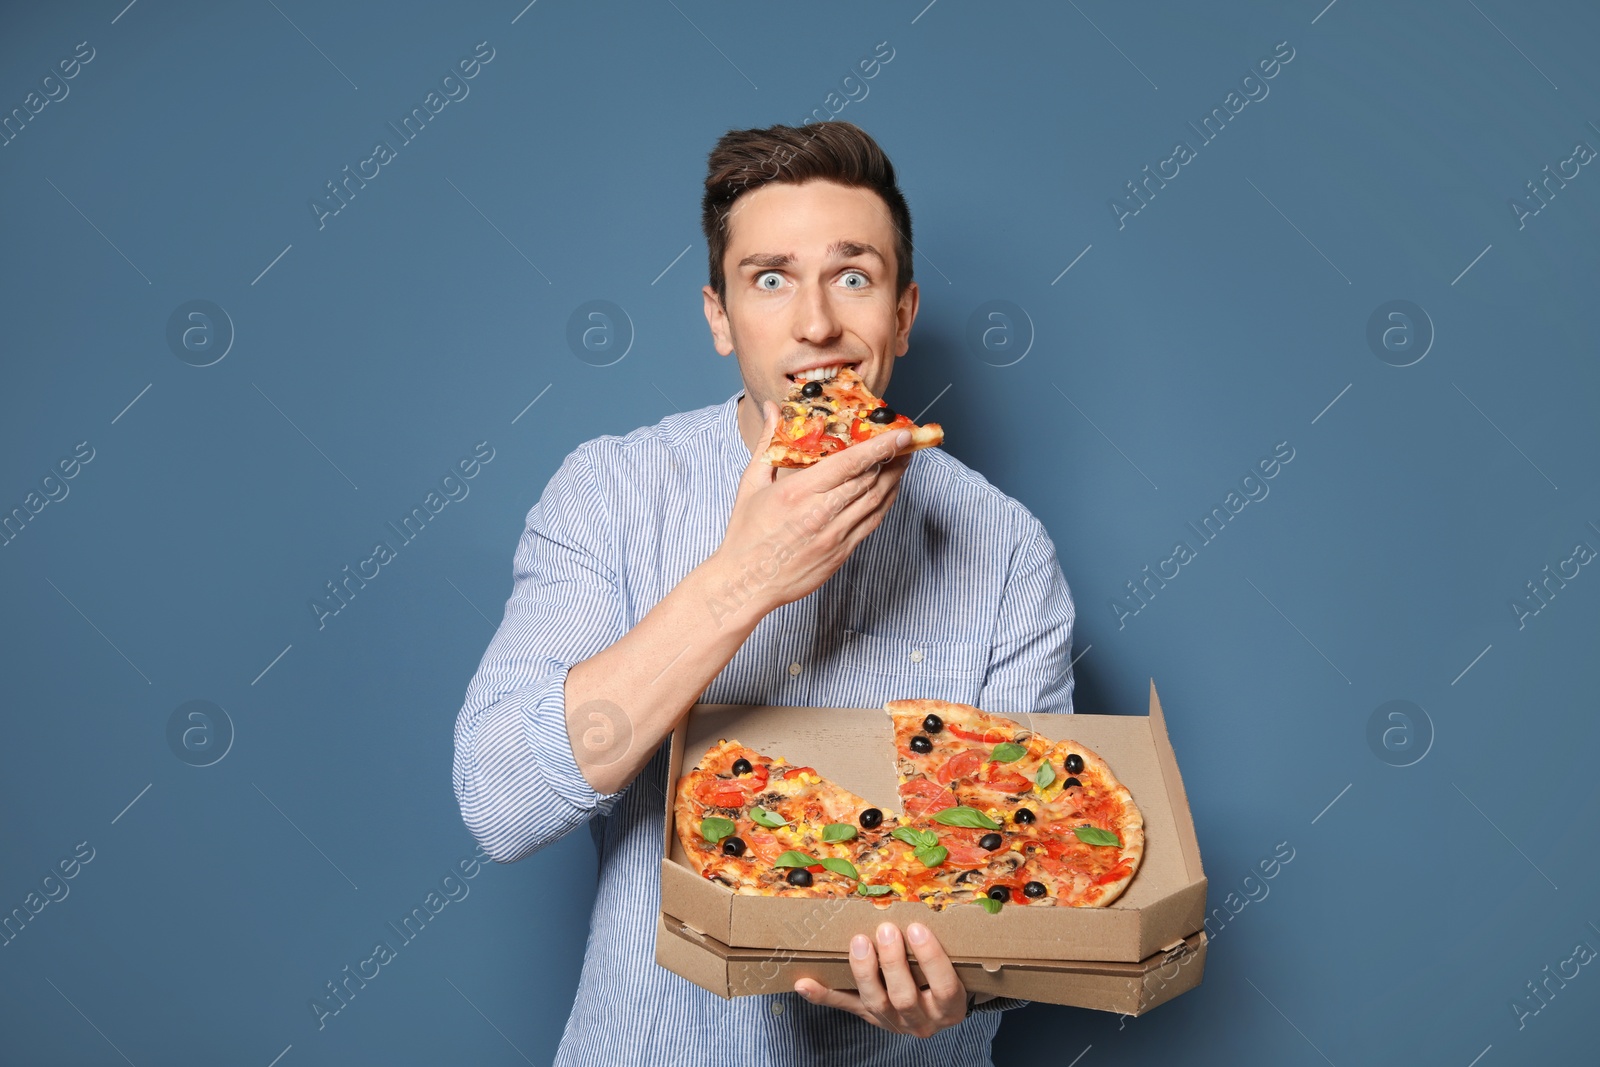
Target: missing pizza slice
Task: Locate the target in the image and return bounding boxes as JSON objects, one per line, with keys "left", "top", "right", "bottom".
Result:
{"left": 764, "top": 364, "right": 943, "bottom": 468}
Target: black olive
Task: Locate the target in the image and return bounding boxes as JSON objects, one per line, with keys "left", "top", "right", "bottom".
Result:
{"left": 910, "top": 735, "right": 933, "bottom": 754}
{"left": 1023, "top": 881, "right": 1047, "bottom": 898}
{"left": 978, "top": 833, "right": 1003, "bottom": 851}
{"left": 859, "top": 807, "right": 883, "bottom": 829}
{"left": 1063, "top": 777, "right": 1082, "bottom": 789}
{"left": 868, "top": 405, "right": 896, "bottom": 424}
{"left": 810, "top": 405, "right": 834, "bottom": 418}
{"left": 1066, "top": 754, "right": 1084, "bottom": 775}
{"left": 987, "top": 885, "right": 1011, "bottom": 902}
{"left": 922, "top": 713, "right": 944, "bottom": 734}
{"left": 800, "top": 380, "right": 823, "bottom": 398}
{"left": 731, "top": 758, "right": 752, "bottom": 776}
{"left": 786, "top": 867, "right": 813, "bottom": 886}
{"left": 1014, "top": 808, "right": 1036, "bottom": 825}
{"left": 721, "top": 837, "right": 746, "bottom": 857}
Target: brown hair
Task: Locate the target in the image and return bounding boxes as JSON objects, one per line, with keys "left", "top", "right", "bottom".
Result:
{"left": 701, "top": 121, "right": 914, "bottom": 307}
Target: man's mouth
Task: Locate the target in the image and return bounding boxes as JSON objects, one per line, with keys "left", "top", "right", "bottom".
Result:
{"left": 786, "top": 362, "right": 858, "bottom": 383}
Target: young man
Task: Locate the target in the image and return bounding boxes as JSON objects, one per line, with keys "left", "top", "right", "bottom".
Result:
{"left": 452, "top": 121, "right": 1076, "bottom": 1065}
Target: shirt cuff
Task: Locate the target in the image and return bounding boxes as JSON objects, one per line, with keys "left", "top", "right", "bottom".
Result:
{"left": 476, "top": 664, "right": 620, "bottom": 812}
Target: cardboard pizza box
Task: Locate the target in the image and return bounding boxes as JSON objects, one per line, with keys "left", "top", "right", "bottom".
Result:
{"left": 655, "top": 912, "right": 1206, "bottom": 1015}
{"left": 657, "top": 680, "right": 1206, "bottom": 971}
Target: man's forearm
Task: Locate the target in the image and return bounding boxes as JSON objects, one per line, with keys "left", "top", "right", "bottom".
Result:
{"left": 563, "top": 552, "right": 770, "bottom": 796}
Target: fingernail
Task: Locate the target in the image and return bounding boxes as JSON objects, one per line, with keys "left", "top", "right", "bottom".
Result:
{"left": 851, "top": 935, "right": 871, "bottom": 959}
{"left": 796, "top": 984, "right": 813, "bottom": 1000}
{"left": 877, "top": 923, "right": 896, "bottom": 945}
{"left": 907, "top": 923, "right": 928, "bottom": 944}
{"left": 895, "top": 430, "right": 911, "bottom": 448}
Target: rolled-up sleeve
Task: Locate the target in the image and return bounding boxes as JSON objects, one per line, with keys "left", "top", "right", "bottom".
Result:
{"left": 452, "top": 445, "right": 630, "bottom": 864}
{"left": 978, "top": 514, "right": 1076, "bottom": 718}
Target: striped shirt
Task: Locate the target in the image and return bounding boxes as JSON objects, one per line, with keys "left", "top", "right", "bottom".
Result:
{"left": 452, "top": 389, "right": 1076, "bottom": 1066}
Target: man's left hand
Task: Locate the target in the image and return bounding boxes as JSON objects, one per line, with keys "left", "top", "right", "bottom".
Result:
{"left": 794, "top": 921, "right": 968, "bottom": 1038}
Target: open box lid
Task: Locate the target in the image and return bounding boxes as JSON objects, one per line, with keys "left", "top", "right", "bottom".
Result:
{"left": 661, "top": 681, "right": 1206, "bottom": 964}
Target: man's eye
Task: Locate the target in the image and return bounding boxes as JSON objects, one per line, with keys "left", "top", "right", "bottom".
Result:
{"left": 840, "top": 271, "right": 868, "bottom": 289}
{"left": 756, "top": 272, "right": 784, "bottom": 291}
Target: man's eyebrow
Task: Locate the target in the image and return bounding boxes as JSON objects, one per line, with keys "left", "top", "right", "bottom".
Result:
{"left": 737, "top": 241, "right": 885, "bottom": 270}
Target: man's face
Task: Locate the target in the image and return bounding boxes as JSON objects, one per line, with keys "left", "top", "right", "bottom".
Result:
{"left": 703, "top": 178, "right": 918, "bottom": 428}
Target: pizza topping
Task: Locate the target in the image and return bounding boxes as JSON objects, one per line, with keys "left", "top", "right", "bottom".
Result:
{"left": 818, "top": 857, "right": 860, "bottom": 880}
{"left": 978, "top": 833, "right": 1003, "bottom": 851}
{"left": 931, "top": 805, "right": 1001, "bottom": 831}
{"left": 987, "top": 885, "right": 1011, "bottom": 903}
{"left": 978, "top": 897, "right": 1003, "bottom": 914}
{"left": 1065, "top": 753, "right": 1085, "bottom": 775}
{"left": 1013, "top": 807, "right": 1036, "bottom": 825}
{"left": 935, "top": 749, "right": 984, "bottom": 784}
{"left": 1074, "top": 826, "right": 1122, "bottom": 847}
{"left": 720, "top": 837, "right": 746, "bottom": 857}
{"left": 921, "top": 713, "right": 944, "bottom": 734}
{"left": 749, "top": 805, "right": 786, "bottom": 828}
{"left": 909, "top": 735, "right": 933, "bottom": 754}
{"left": 731, "top": 757, "right": 753, "bottom": 775}
{"left": 1023, "top": 880, "right": 1047, "bottom": 898}
{"left": 857, "top": 883, "right": 893, "bottom": 897}
{"left": 786, "top": 868, "right": 813, "bottom": 886}
{"left": 800, "top": 380, "right": 824, "bottom": 398}
{"left": 821, "top": 822, "right": 858, "bottom": 842}
{"left": 699, "top": 816, "right": 736, "bottom": 843}
{"left": 868, "top": 405, "right": 897, "bottom": 424}
{"left": 773, "top": 850, "right": 815, "bottom": 868}
{"left": 1035, "top": 761, "right": 1056, "bottom": 792}
{"left": 988, "top": 742, "right": 1026, "bottom": 763}
{"left": 914, "top": 844, "right": 948, "bottom": 868}
{"left": 1062, "top": 776, "right": 1082, "bottom": 790}
{"left": 858, "top": 807, "right": 883, "bottom": 829}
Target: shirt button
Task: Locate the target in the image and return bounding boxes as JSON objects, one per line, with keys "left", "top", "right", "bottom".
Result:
{"left": 788, "top": 662, "right": 802, "bottom": 677}
{"left": 770, "top": 999, "right": 785, "bottom": 1015}
{"left": 910, "top": 649, "right": 924, "bottom": 663}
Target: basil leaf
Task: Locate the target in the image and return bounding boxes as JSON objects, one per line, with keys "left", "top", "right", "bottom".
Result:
{"left": 772, "top": 850, "right": 816, "bottom": 868}
{"left": 913, "top": 844, "right": 948, "bottom": 868}
{"left": 891, "top": 826, "right": 938, "bottom": 849}
{"left": 932, "top": 805, "right": 1001, "bottom": 831}
{"left": 1035, "top": 761, "right": 1056, "bottom": 791}
{"left": 699, "top": 816, "right": 736, "bottom": 843}
{"left": 989, "top": 742, "right": 1026, "bottom": 763}
{"left": 749, "top": 805, "right": 786, "bottom": 828}
{"left": 857, "top": 883, "right": 893, "bottom": 896}
{"left": 1074, "top": 826, "right": 1121, "bottom": 847}
{"left": 978, "top": 896, "right": 1003, "bottom": 914}
{"left": 821, "top": 822, "right": 858, "bottom": 842}
{"left": 818, "top": 857, "right": 859, "bottom": 880}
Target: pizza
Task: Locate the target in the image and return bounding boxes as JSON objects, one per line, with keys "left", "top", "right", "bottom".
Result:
{"left": 764, "top": 365, "right": 943, "bottom": 468}
{"left": 674, "top": 699, "right": 1144, "bottom": 912}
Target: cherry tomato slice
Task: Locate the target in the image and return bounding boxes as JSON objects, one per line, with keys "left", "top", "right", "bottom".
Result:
{"left": 782, "top": 766, "right": 815, "bottom": 780}
{"left": 901, "top": 776, "right": 957, "bottom": 816}
{"left": 985, "top": 770, "right": 1033, "bottom": 794}
{"left": 936, "top": 750, "right": 985, "bottom": 785}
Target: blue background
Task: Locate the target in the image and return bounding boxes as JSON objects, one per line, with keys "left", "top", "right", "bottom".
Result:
{"left": 2, "top": 1, "right": 1597, "bottom": 1064}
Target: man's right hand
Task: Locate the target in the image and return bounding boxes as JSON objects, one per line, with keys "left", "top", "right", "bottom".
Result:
{"left": 709, "top": 400, "right": 912, "bottom": 619}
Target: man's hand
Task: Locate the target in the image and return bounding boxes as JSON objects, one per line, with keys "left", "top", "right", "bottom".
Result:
{"left": 793, "top": 921, "right": 969, "bottom": 1038}
{"left": 709, "top": 400, "right": 911, "bottom": 619}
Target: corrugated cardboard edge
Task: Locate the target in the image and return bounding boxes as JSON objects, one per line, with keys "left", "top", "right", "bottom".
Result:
{"left": 656, "top": 912, "right": 1208, "bottom": 1015}
{"left": 1147, "top": 679, "right": 1204, "bottom": 883}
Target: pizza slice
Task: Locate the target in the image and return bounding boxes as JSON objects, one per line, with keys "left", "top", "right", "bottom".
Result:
{"left": 676, "top": 739, "right": 903, "bottom": 901}
{"left": 886, "top": 698, "right": 1145, "bottom": 908}
{"left": 764, "top": 364, "right": 943, "bottom": 468}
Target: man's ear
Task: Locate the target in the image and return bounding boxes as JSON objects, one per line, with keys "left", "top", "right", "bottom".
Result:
{"left": 703, "top": 284, "right": 734, "bottom": 356}
{"left": 893, "top": 280, "right": 919, "bottom": 358}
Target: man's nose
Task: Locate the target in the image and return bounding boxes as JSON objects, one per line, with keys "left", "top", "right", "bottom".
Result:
{"left": 792, "top": 279, "right": 842, "bottom": 345}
